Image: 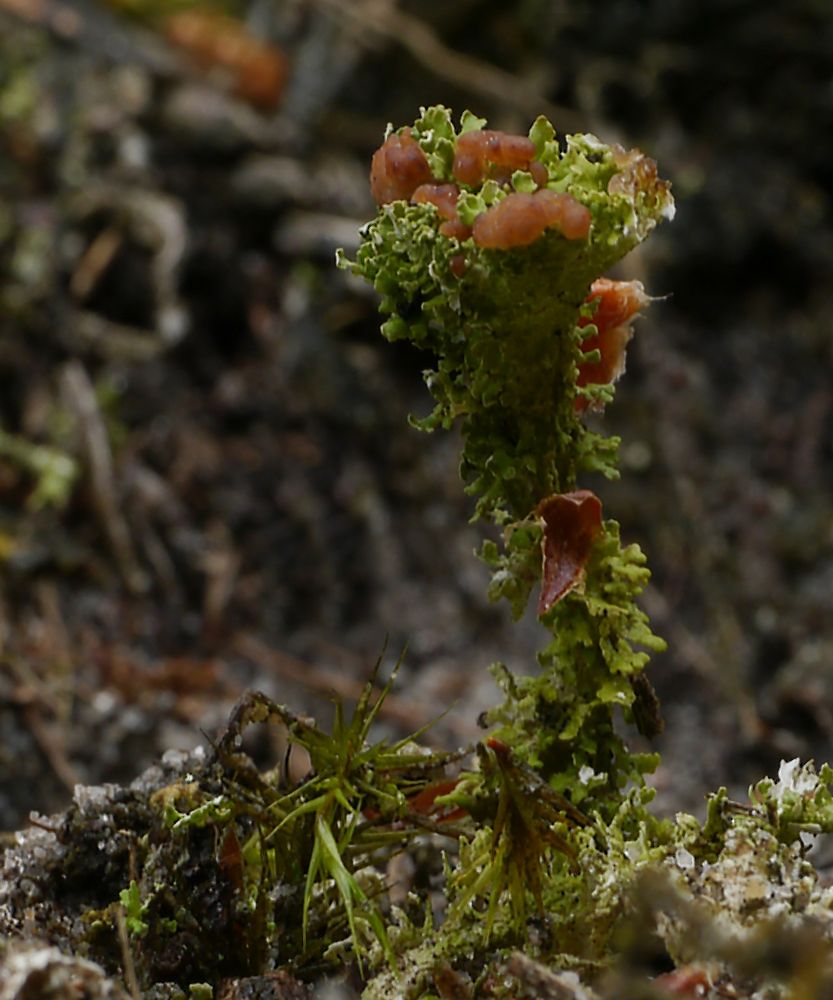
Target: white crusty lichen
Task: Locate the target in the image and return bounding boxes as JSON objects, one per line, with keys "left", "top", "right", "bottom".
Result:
{"left": 627, "top": 761, "right": 833, "bottom": 995}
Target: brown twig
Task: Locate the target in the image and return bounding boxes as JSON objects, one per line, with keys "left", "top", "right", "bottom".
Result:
{"left": 22, "top": 701, "right": 80, "bottom": 793}
{"left": 232, "top": 633, "right": 434, "bottom": 732}
{"left": 69, "top": 225, "right": 123, "bottom": 302}
{"left": 60, "top": 360, "right": 149, "bottom": 594}
{"left": 35, "top": 581, "right": 75, "bottom": 726}
{"left": 115, "top": 905, "right": 142, "bottom": 1000}
{"left": 311, "top": 0, "right": 586, "bottom": 131}
{"left": 4, "top": 642, "right": 79, "bottom": 793}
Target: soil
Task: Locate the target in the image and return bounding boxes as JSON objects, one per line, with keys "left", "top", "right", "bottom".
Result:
{"left": 0, "top": 0, "right": 831, "bottom": 963}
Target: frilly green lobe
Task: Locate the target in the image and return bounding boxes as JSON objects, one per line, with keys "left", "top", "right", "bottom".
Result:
{"left": 341, "top": 106, "right": 672, "bottom": 528}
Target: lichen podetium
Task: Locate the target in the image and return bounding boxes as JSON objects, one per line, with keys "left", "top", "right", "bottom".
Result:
{"left": 340, "top": 106, "right": 674, "bottom": 819}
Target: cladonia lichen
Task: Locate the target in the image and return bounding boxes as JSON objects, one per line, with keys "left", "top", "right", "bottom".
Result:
{"left": 340, "top": 107, "right": 833, "bottom": 998}
{"left": 341, "top": 105, "right": 671, "bottom": 817}
{"left": 5, "top": 104, "right": 833, "bottom": 1000}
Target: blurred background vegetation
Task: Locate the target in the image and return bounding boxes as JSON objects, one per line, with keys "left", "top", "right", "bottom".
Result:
{"left": 1, "top": 0, "right": 831, "bottom": 830}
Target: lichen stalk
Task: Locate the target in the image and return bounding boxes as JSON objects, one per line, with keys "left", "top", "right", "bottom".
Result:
{"left": 341, "top": 106, "right": 674, "bottom": 817}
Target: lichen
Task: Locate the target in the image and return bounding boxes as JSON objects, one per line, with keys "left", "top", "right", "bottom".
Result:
{"left": 6, "top": 101, "right": 833, "bottom": 1000}
{"left": 344, "top": 107, "right": 833, "bottom": 999}
{"left": 341, "top": 106, "right": 671, "bottom": 820}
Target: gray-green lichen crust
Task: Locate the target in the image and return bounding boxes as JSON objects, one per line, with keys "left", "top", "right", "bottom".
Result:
{"left": 363, "top": 762, "right": 833, "bottom": 1000}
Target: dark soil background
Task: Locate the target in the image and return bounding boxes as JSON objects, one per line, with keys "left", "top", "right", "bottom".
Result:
{"left": 1, "top": 0, "right": 831, "bottom": 832}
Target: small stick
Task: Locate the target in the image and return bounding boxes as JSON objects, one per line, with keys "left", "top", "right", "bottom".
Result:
{"left": 233, "top": 633, "right": 434, "bottom": 732}
{"left": 312, "top": 0, "right": 585, "bottom": 131}
{"left": 22, "top": 702, "right": 80, "bottom": 793}
{"left": 115, "top": 906, "right": 142, "bottom": 1000}
{"left": 69, "top": 226, "right": 123, "bottom": 302}
{"left": 60, "top": 361, "right": 149, "bottom": 594}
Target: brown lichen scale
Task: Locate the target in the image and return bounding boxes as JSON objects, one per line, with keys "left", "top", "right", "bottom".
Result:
{"left": 411, "top": 182, "right": 461, "bottom": 220}
{"left": 608, "top": 144, "right": 671, "bottom": 204}
{"left": 369, "top": 129, "right": 433, "bottom": 205}
{"left": 451, "top": 129, "right": 537, "bottom": 186}
{"left": 536, "top": 490, "right": 603, "bottom": 615}
{"left": 369, "top": 126, "right": 584, "bottom": 251}
{"left": 576, "top": 278, "right": 651, "bottom": 411}
{"left": 411, "top": 182, "right": 473, "bottom": 241}
{"left": 472, "top": 189, "right": 591, "bottom": 249}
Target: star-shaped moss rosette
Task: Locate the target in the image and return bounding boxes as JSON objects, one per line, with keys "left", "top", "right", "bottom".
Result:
{"left": 340, "top": 107, "right": 673, "bottom": 813}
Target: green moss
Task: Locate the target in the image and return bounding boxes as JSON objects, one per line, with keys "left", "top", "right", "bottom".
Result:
{"left": 0, "top": 429, "right": 78, "bottom": 510}
{"left": 119, "top": 880, "right": 150, "bottom": 937}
